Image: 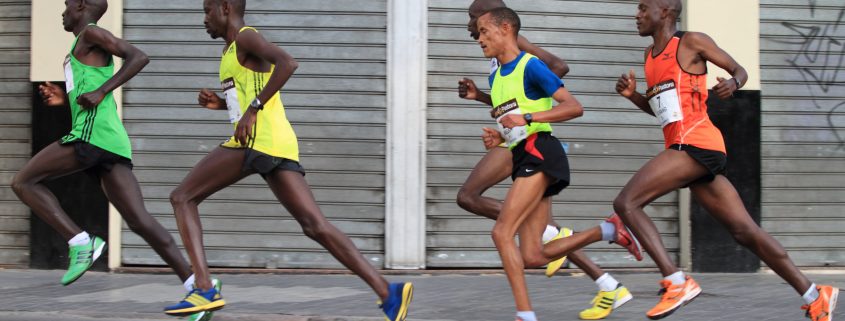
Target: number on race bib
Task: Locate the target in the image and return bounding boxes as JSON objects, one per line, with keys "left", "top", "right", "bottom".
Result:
{"left": 63, "top": 56, "right": 74, "bottom": 93}
{"left": 221, "top": 77, "right": 241, "bottom": 123}
{"left": 647, "top": 80, "right": 683, "bottom": 128}
{"left": 492, "top": 98, "right": 529, "bottom": 146}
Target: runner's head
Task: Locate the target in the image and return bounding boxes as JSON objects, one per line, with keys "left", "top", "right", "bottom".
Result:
{"left": 62, "top": 0, "right": 108, "bottom": 32}
{"left": 476, "top": 7, "right": 520, "bottom": 59}
{"left": 468, "top": 0, "right": 506, "bottom": 40}
{"left": 636, "top": 0, "right": 682, "bottom": 37}
{"left": 203, "top": 0, "right": 246, "bottom": 39}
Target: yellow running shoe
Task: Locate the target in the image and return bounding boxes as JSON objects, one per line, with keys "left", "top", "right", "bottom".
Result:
{"left": 579, "top": 284, "right": 633, "bottom": 320}
{"left": 545, "top": 227, "right": 573, "bottom": 277}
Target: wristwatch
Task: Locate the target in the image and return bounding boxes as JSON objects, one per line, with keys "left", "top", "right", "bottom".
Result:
{"left": 249, "top": 97, "right": 263, "bottom": 110}
{"left": 523, "top": 113, "right": 533, "bottom": 125}
{"left": 733, "top": 78, "right": 742, "bottom": 89}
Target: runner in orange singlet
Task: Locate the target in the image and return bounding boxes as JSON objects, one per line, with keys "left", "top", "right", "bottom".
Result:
{"left": 614, "top": 0, "right": 838, "bottom": 320}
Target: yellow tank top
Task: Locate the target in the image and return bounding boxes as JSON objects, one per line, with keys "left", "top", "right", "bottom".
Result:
{"left": 219, "top": 26, "right": 299, "bottom": 161}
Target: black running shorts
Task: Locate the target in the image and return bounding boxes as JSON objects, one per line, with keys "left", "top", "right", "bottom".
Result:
{"left": 241, "top": 148, "right": 305, "bottom": 178}
{"left": 511, "top": 132, "right": 571, "bottom": 197}
{"left": 62, "top": 140, "right": 133, "bottom": 173}
{"left": 669, "top": 144, "right": 727, "bottom": 185}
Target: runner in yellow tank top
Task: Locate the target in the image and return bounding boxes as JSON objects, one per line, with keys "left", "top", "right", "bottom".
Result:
{"left": 165, "top": 1, "right": 413, "bottom": 320}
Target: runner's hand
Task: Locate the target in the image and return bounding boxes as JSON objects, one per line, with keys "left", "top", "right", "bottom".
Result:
{"left": 458, "top": 78, "right": 479, "bottom": 100}
{"left": 77, "top": 89, "right": 106, "bottom": 109}
{"left": 234, "top": 107, "right": 258, "bottom": 145}
{"left": 500, "top": 113, "right": 526, "bottom": 128}
{"left": 616, "top": 69, "right": 637, "bottom": 98}
{"left": 482, "top": 127, "right": 504, "bottom": 150}
{"left": 38, "top": 82, "right": 65, "bottom": 106}
{"left": 713, "top": 77, "right": 737, "bottom": 100}
{"left": 198, "top": 89, "right": 224, "bottom": 110}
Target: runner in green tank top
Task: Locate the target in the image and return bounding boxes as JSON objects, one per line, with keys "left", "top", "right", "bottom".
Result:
{"left": 12, "top": 2, "right": 213, "bottom": 320}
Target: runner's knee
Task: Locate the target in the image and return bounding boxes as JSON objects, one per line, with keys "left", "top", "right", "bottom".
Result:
{"left": 456, "top": 187, "right": 480, "bottom": 212}
{"left": 491, "top": 224, "right": 514, "bottom": 247}
{"left": 10, "top": 173, "right": 34, "bottom": 196}
{"left": 300, "top": 218, "right": 331, "bottom": 241}
{"left": 613, "top": 195, "right": 637, "bottom": 218}
{"left": 169, "top": 188, "right": 196, "bottom": 208}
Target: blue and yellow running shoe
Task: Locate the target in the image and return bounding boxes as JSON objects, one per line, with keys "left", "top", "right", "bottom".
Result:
{"left": 187, "top": 279, "right": 222, "bottom": 321}
{"left": 164, "top": 283, "right": 225, "bottom": 317}
{"left": 61, "top": 236, "right": 106, "bottom": 286}
{"left": 379, "top": 282, "right": 413, "bottom": 321}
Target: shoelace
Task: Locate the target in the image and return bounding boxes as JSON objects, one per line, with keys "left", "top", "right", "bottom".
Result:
{"left": 801, "top": 304, "right": 828, "bottom": 320}
{"left": 74, "top": 250, "right": 93, "bottom": 265}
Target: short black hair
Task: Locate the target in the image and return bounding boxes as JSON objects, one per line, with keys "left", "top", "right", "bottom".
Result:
{"left": 209, "top": 0, "right": 245, "bottom": 14}
{"left": 483, "top": 7, "right": 521, "bottom": 36}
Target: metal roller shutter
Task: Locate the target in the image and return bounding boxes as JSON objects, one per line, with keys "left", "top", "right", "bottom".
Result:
{"left": 122, "top": 0, "right": 387, "bottom": 268}
{"left": 759, "top": 0, "right": 845, "bottom": 267}
{"left": 0, "top": 0, "right": 31, "bottom": 266}
{"left": 427, "top": 0, "right": 678, "bottom": 268}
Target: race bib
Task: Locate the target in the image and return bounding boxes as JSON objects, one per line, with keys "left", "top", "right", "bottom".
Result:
{"left": 647, "top": 80, "right": 683, "bottom": 128}
{"left": 221, "top": 77, "right": 241, "bottom": 123}
{"left": 63, "top": 56, "right": 74, "bottom": 93}
{"left": 489, "top": 58, "right": 499, "bottom": 76}
{"left": 492, "top": 98, "right": 528, "bottom": 146}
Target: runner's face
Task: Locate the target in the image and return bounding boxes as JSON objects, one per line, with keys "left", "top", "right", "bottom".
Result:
{"left": 62, "top": 0, "right": 80, "bottom": 32}
{"left": 203, "top": 0, "right": 225, "bottom": 39}
{"left": 476, "top": 14, "right": 508, "bottom": 58}
{"left": 467, "top": 2, "right": 486, "bottom": 40}
{"left": 636, "top": 0, "right": 661, "bottom": 37}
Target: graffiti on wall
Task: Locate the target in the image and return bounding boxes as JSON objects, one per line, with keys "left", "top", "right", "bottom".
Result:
{"left": 771, "top": 2, "right": 845, "bottom": 150}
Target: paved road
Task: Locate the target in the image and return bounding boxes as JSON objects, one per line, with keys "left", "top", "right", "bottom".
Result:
{"left": 0, "top": 269, "right": 841, "bottom": 320}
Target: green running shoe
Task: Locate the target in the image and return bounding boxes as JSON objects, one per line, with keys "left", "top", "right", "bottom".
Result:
{"left": 61, "top": 236, "right": 106, "bottom": 286}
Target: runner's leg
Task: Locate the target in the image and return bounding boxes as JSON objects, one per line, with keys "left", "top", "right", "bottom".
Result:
{"left": 170, "top": 147, "right": 252, "bottom": 291}
{"left": 11, "top": 142, "right": 90, "bottom": 240}
{"left": 265, "top": 169, "right": 390, "bottom": 299}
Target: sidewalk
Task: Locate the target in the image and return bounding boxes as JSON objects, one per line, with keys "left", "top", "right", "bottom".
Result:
{"left": 0, "top": 268, "right": 841, "bottom": 320}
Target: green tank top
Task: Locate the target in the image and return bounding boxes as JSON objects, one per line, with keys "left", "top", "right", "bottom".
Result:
{"left": 491, "top": 53, "right": 554, "bottom": 149}
{"left": 60, "top": 24, "right": 132, "bottom": 159}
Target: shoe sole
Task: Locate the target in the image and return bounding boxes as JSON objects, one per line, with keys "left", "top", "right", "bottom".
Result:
{"left": 545, "top": 229, "right": 572, "bottom": 277}
{"left": 165, "top": 300, "right": 226, "bottom": 317}
{"left": 613, "top": 292, "right": 633, "bottom": 310}
{"left": 646, "top": 286, "right": 701, "bottom": 320}
{"left": 62, "top": 240, "right": 107, "bottom": 286}
{"left": 387, "top": 283, "right": 414, "bottom": 321}
{"left": 623, "top": 226, "right": 643, "bottom": 261}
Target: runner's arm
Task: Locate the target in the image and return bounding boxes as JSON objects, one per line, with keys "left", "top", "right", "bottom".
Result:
{"left": 518, "top": 36, "right": 569, "bottom": 77}
{"left": 616, "top": 68, "right": 654, "bottom": 116}
{"left": 83, "top": 26, "right": 149, "bottom": 97}
{"left": 686, "top": 32, "right": 748, "bottom": 99}
{"left": 236, "top": 29, "right": 298, "bottom": 107}
{"left": 531, "top": 87, "right": 583, "bottom": 123}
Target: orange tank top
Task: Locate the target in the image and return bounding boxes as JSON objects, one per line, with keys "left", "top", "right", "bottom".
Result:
{"left": 644, "top": 31, "right": 726, "bottom": 153}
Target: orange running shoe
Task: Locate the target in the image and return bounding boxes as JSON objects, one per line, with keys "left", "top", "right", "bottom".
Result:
{"left": 646, "top": 276, "right": 702, "bottom": 320}
{"left": 802, "top": 285, "right": 838, "bottom": 321}
{"left": 606, "top": 213, "right": 643, "bottom": 261}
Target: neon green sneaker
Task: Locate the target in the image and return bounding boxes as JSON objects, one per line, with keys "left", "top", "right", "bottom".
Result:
{"left": 579, "top": 284, "right": 633, "bottom": 320}
{"left": 545, "top": 227, "right": 573, "bottom": 277}
{"left": 187, "top": 279, "right": 222, "bottom": 321}
{"left": 61, "top": 236, "right": 106, "bottom": 286}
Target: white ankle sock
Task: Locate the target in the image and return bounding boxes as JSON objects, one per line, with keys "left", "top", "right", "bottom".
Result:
{"left": 595, "top": 273, "right": 620, "bottom": 292}
{"left": 183, "top": 274, "right": 196, "bottom": 292}
{"left": 664, "top": 271, "right": 686, "bottom": 285}
{"left": 541, "top": 225, "right": 559, "bottom": 243}
{"left": 68, "top": 231, "right": 91, "bottom": 246}
{"left": 803, "top": 283, "right": 819, "bottom": 305}
{"left": 516, "top": 311, "right": 537, "bottom": 321}
{"left": 599, "top": 222, "right": 615, "bottom": 241}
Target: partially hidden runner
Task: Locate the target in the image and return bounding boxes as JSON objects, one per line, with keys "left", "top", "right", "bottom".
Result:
{"left": 162, "top": 1, "right": 413, "bottom": 320}
{"left": 613, "top": 0, "right": 838, "bottom": 320}
{"left": 474, "top": 7, "right": 643, "bottom": 321}
{"left": 13, "top": 1, "right": 218, "bottom": 321}
{"left": 458, "top": 1, "right": 635, "bottom": 319}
